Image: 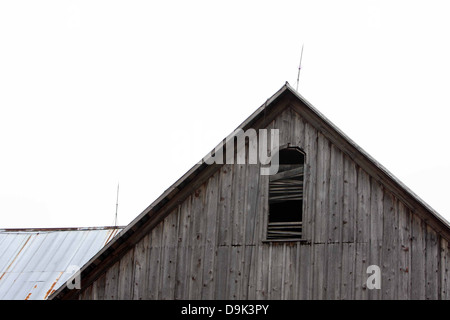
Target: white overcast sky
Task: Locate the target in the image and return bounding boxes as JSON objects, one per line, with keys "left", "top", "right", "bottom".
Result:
{"left": 0, "top": 0, "right": 449, "bottom": 228}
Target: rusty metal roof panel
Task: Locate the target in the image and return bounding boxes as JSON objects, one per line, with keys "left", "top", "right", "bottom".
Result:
{"left": 0, "top": 227, "right": 123, "bottom": 300}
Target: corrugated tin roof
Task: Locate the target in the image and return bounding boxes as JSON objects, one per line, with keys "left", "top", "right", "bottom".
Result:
{"left": 0, "top": 226, "right": 123, "bottom": 300}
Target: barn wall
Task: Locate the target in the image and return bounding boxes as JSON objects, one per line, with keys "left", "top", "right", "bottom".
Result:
{"left": 77, "top": 107, "right": 450, "bottom": 300}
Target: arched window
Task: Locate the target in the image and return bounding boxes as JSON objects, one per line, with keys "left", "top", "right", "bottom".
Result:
{"left": 267, "top": 146, "right": 305, "bottom": 241}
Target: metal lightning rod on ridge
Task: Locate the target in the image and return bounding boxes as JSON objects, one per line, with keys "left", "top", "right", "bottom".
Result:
{"left": 296, "top": 44, "right": 304, "bottom": 91}
{"left": 114, "top": 182, "right": 119, "bottom": 227}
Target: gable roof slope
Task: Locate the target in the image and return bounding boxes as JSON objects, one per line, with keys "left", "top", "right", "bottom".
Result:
{"left": 50, "top": 82, "right": 450, "bottom": 299}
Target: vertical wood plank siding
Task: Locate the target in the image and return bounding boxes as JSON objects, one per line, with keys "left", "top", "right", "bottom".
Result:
{"left": 78, "top": 107, "right": 450, "bottom": 300}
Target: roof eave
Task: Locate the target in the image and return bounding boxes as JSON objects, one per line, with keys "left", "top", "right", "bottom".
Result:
{"left": 284, "top": 82, "right": 450, "bottom": 231}
{"left": 49, "top": 83, "right": 293, "bottom": 300}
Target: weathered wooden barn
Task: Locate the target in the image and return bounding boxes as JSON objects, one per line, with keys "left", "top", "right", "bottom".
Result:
{"left": 51, "top": 83, "right": 450, "bottom": 300}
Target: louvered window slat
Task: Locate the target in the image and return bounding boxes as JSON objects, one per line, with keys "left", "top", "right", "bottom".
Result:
{"left": 267, "top": 148, "right": 305, "bottom": 241}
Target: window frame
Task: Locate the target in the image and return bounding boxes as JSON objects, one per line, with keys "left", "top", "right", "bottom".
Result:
{"left": 263, "top": 144, "right": 307, "bottom": 243}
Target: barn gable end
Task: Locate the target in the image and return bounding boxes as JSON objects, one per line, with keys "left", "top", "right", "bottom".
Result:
{"left": 51, "top": 83, "right": 450, "bottom": 300}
